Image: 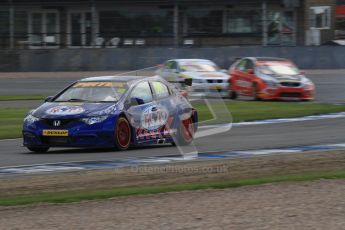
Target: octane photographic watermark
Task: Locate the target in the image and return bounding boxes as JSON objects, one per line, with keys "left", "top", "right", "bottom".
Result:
{"left": 128, "top": 164, "right": 229, "bottom": 174}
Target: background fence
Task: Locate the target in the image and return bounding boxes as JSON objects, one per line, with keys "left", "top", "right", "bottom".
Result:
{"left": 1, "top": 46, "right": 344, "bottom": 71}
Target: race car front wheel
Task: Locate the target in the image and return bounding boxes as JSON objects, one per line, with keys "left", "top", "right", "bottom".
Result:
{"left": 27, "top": 147, "right": 49, "bottom": 153}
{"left": 252, "top": 83, "right": 261, "bottom": 101}
{"left": 229, "top": 90, "right": 238, "bottom": 99}
{"left": 176, "top": 117, "right": 195, "bottom": 146}
{"left": 115, "top": 117, "right": 131, "bottom": 150}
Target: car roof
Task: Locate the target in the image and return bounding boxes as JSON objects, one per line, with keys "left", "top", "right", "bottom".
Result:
{"left": 79, "top": 75, "right": 162, "bottom": 83}
{"left": 246, "top": 57, "right": 291, "bottom": 62}
{"left": 169, "top": 59, "right": 215, "bottom": 63}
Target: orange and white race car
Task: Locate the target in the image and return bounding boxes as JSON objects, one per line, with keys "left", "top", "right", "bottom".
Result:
{"left": 228, "top": 57, "right": 315, "bottom": 101}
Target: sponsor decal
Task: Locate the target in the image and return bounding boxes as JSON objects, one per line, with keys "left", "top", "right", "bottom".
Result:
{"left": 59, "top": 102, "right": 84, "bottom": 106}
{"left": 236, "top": 80, "right": 252, "bottom": 88}
{"left": 141, "top": 106, "right": 169, "bottom": 130}
{"left": 46, "top": 106, "right": 85, "bottom": 115}
{"left": 73, "top": 82, "right": 127, "bottom": 88}
{"left": 42, "top": 130, "right": 69, "bottom": 136}
{"left": 136, "top": 116, "right": 175, "bottom": 140}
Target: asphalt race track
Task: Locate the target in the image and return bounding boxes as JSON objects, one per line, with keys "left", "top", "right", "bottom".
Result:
{"left": 0, "top": 70, "right": 345, "bottom": 104}
{"left": 0, "top": 117, "right": 345, "bottom": 167}
{"left": 0, "top": 70, "right": 344, "bottom": 168}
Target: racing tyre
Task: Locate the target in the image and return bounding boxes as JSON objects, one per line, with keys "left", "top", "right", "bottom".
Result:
{"left": 115, "top": 117, "right": 131, "bottom": 150}
{"left": 229, "top": 90, "right": 238, "bottom": 100}
{"left": 252, "top": 84, "right": 261, "bottom": 101}
{"left": 27, "top": 147, "right": 49, "bottom": 153}
{"left": 176, "top": 117, "right": 195, "bottom": 146}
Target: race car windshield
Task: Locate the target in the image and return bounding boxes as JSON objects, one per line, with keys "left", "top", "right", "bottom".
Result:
{"left": 258, "top": 64, "right": 299, "bottom": 76}
{"left": 180, "top": 62, "right": 219, "bottom": 72}
{"left": 54, "top": 81, "right": 129, "bottom": 103}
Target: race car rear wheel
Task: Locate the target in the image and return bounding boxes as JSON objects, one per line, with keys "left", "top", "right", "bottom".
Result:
{"left": 27, "top": 147, "right": 49, "bottom": 153}
{"left": 176, "top": 117, "right": 194, "bottom": 146}
{"left": 229, "top": 90, "right": 238, "bottom": 99}
{"left": 115, "top": 117, "right": 131, "bottom": 150}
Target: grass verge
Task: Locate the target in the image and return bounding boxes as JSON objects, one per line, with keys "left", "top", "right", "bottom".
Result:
{"left": 0, "top": 169, "right": 344, "bottom": 206}
{"left": 0, "top": 95, "right": 46, "bottom": 101}
{"left": 0, "top": 108, "right": 29, "bottom": 139}
{"left": 193, "top": 101, "right": 345, "bottom": 122}
{"left": 1, "top": 102, "right": 345, "bottom": 139}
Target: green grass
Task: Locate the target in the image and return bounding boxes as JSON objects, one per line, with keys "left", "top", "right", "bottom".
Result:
{"left": 193, "top": 101, "right": 345, "bottom": 122}
{"left": 2, "top": 102, "right": 345, "bottom": 139}
{"left": 0, "top": 95, "right": 46, "bottom": 101}
{"left": 0, "top": 108, "right": 29, "bottom": 139}
{"left": 0, "top": 169, "right": 344, "bottom": 206}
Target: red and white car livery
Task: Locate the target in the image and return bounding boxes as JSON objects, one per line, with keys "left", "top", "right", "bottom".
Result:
{"left": 228, "top": 57, "right": 315, "bottom": 101}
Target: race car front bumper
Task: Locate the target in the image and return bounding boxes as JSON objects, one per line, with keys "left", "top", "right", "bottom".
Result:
{"left": 23, "top": 119, "right": 116, "bottom": 148}
{"left": 258, "top": 86, "right": 315, "bottom": 100}
{"left": 190, "top": 81, "right": 229, "bottom": 97}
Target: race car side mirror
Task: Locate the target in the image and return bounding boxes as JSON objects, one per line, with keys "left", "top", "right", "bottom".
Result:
{"left": 130, "top": 97, "right": 145, "bottom": 106}
{"left": 184, "top": 78, "right": 193, "bottom": 86}
{"left": 45, "top": 96, "right": 54, "bottom": 102}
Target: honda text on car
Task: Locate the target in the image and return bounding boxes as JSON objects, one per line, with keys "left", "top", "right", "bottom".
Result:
{"left": 23, "top": 76, "right": 198, "bottom": 153}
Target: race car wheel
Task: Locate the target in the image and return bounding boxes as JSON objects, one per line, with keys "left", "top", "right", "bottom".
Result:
{"left": 176, "top": 117, "right": 194, "bottom": 146}
{"left": 252, "top": 84, "right": 261, "bottom": 101}
{"left": 27, "top": 147, "right": 49, "bottom": 153}
{"left": 229, "top": 90, "right": 238, "bottom": 100}
{"left": 115, "top": 117, "right": 131, "bottom": 150}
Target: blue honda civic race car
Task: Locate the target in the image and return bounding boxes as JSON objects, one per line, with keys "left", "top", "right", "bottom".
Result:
{"left": 22, "top": 75, "right": 198, "bottom": 153}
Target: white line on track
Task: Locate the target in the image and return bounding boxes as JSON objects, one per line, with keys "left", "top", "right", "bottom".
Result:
{"left": 2, "top": 142, "right": 345, "bottom": 175}
{"left": 0, "top": 138, "right": 20, "bottom": 142}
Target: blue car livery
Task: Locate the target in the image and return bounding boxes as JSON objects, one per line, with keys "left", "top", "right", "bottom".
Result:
{"left": 22, "top": 75, "right": 198, "bottom": 152}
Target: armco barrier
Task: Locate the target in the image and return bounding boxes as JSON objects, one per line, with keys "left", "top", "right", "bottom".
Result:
{"left": 0, "top": 46, "right": 344, "bottom": 72}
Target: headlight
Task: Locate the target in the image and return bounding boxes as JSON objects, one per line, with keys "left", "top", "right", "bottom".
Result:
{"left": 81, "top": 115, "right": 108, "bottom": 125}
{"left": 302, "top": 78, "right": 314, "bottom": 90}
{"left": 259, "top": 75, "right": 278, "bottom": 89}
{"left": 304, "top": 83, "right": 314, "bottom": 90}
{"left": 263, "top": 80, "right": 278, "bottom": 89}
{"left": 24, "top": 114, "right": 40, "bottom": 125}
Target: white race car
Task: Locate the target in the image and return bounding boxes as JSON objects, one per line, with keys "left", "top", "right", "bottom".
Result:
{"left": 156, "top": 59, "right": 230, "bottom": 97}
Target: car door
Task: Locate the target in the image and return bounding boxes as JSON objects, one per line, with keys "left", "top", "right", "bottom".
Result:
{"left": 232, "top": 59, "right": 249, "bottom": 94}
{"left": 125, "top": 81, "right": 160, "bottom": 143}
{"left": 240, "top": 59, "right": 256, "bottom": 96}
{"left": 150, "top": 80, "right": 177, "bottom": 139}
